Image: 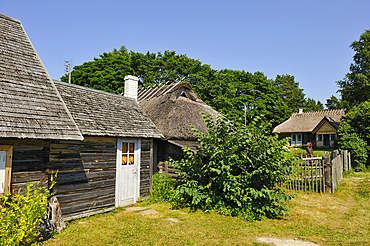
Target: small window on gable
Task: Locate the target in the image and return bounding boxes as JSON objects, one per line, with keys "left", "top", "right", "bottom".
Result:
{"left": 176, "top": 89, "right": 188, "bottom": 99}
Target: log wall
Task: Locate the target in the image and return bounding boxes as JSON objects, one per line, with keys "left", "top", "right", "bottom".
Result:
{"left": 140, "top": 138, "right": 153, "bottom": 198}
{"left": 2, "top": 136, "right": 156, "bottom": 220}
{"left": 49, "top": 137, "right": 117, "bottom": 220}
{"left": 156, "top": 141, "right": 182, "bottom": 177}
{"left": 0, "top": 140, "right": 50, "bottom": 194}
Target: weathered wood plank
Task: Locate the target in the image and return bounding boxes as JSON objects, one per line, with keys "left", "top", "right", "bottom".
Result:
{"left": 12, "top": 181, "right": 48, "bottom": 194}
{"left": 55, "top": 169, "right": 115, "bottom": 184}
{"left": 57, "top": 187, "right": 115, "bottom": 204}
{"left": 53, "top": 179, "right": 116, "bottom": 194}
{"left": 60, "top": 194, "right": 115, "bottom": 215}
{"left": 50, "top": 143, "right": 116, "bottom": 151}
{"left": 12, "top": 171, "right": 47, "bottom": 183}
{"left": 49, "top": 160, "right": 116, "bottom": 170}
{"left": 12, "top": 161, "right": 45, "bottom": 172}
{"left": 49, "top": 154, "right": 116, "bottom": 162}
{"left": 63, "top": 206, "right": 116, "bottom": 221}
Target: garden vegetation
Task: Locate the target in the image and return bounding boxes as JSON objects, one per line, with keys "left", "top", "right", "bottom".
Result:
{"left": 151, "top": 115, "right": 294, "bottom": 220}
{"left": 0, "top": 176, "right": 56, "bottom": 245}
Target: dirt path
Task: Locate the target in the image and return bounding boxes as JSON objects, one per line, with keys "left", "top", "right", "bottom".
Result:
{"left": 255, "top": 236, "right": 320, "bottom": 246}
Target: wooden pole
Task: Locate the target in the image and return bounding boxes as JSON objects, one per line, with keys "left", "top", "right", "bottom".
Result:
{"left": 300, "top": 157, "right": 303, "bottom": 191}
{"left": 311, "top": 159, "right": 314, "bottom": 191}
{"left": 348, "top": 151, "right": 351, "bottom": 171}
{"left": 68, "top": 62, "right": 71, "bottom": 84}
{"left": 343, "top": 150, "right": 348, "bottom": 171}
{"left": 315, "top": 159, "right": 318, "bottom": 193}
{"left": 304, "top": 158, "right": 307, "bottom": 192}
{"left": 323, "top": 154, "right": 331, "bottom": 193}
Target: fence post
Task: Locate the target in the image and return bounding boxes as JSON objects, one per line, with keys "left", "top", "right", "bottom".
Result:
{"left": 323, "top": 153, "right": 331, "bottom": 193}
{"left": 343, "top": 150, "right": 348, "bottom": 171}
{"left": 348, "top": 152, "right": 351, "bottom": 171}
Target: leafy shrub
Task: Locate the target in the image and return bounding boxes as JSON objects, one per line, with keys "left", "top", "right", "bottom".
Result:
{"left": 338, "top": 100, "right": 370, "bottom": 170}
{"left": 169, "top": 115, "right": 293, "bottom": 219}
{"left": 0, "top": 176, "right": 56, "bottom": 245}
{"left": 338, "top": 132, "right": 368, "bottom": 171}
{"left": 149, "top": 172, "right": 176, "bottom": 203}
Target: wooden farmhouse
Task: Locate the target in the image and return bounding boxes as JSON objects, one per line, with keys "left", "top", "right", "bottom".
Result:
{"left": 0, "top": 14, "right": 163, "bottom": 220}
{"left": 137, "top": 80, "right": 221, "bottom": 175}
{"left": 272, "top": 109, "right": 345, "bottom": 147}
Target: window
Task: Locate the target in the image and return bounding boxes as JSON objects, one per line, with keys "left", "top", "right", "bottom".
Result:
{"left": 122, "top": 142, "right": 135, "bottom": 165}
{"left": 318, "top": 134, "right": 323, "bottom": 141}
{"left": 330, "top": 134, "right": 336, "bottom": 141}
{"left": 290, "top": 134, "right": 302, "bottom": 146}
{"left": 0, "top": 146, "right": 13, "bottom": 197}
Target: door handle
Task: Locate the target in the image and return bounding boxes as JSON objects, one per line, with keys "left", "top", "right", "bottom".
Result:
{"left": 133, "top": 170, "right": 137, "bottom": 175}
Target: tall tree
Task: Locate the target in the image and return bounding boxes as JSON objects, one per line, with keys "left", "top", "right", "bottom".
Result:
{"left": 337, "top": 29, "right": 370, "bottom": 109}
{"left": 325, "top": 95, "right": 345, "bottom": 109}
{"left": 61, "top": 47, "right": 133, "bottom": 94}
{"left": 338, "top": 100, "right": 370, "bottom": 170}
{"left": 213, "top": 70, "right": 290, "bottom": 127}
{"left": 303, "top": 98, "right": 324, "bottom": 112}
{"left": 62, "top": 46, "right": 216, "bottom": 94}
{"left": 61, "top": 46, "right": 289, "bottom": 126}
{"left": 130, "top": 49, "right": 216, "bottom": 89}
{"left": 274, "top": 74, "right": 305, "bottom": 114}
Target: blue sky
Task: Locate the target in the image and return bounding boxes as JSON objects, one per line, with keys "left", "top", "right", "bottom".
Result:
{"left": 2, "top": 1, "right": 370, "bottom": 107}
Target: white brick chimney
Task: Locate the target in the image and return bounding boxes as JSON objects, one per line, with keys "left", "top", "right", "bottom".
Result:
{"left": 124, "top": 75, "right": 139, "bottom": 100}
{"left": 298, "top": 108, "right": 303, "bottom": 114}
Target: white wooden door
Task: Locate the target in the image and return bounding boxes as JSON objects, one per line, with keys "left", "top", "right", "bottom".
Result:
{"left": 0, "top": 151, "right": 6, "bottom": 194}
{"left": 115, "top": 139, "right": 141, "bottom": 207}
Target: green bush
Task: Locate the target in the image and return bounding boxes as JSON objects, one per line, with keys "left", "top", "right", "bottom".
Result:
{"left": 149, "top": 172, "right": 176, "bottom": 203}
{"left": 169, "top": 115, "right": 293, "bottom": 219}
{"left": 338, "top": 132, "right": 368, "bottom": 171}
{"left": 0, "top": 176, "right": 56, "bottom": 245}
{"left": 338, "top": 100, "right": 370, "bottom": 170}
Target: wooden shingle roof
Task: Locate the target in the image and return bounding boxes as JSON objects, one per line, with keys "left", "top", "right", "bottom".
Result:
{"left": 138, "top": 81, "right": 221, "bottom": 140}
{"left": 54, "top": 80, "right": 163, "bottom": 139}
{"left": 272, "top": 109, "right": 345, "bottom": 134}
{"left": 0, "top": 14, "right": 83, "bottom": 140}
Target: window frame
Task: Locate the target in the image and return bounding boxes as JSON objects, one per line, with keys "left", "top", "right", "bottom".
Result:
{"left": 0, "top": 145, "right": 13, "bottom": 197}
{"left": 290, "top": 133, "right": 302, "bottom": 146}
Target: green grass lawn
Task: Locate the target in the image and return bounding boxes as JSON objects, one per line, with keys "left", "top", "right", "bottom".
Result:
{"left": 43, "top": 171, "right": 370, "bottom": 246}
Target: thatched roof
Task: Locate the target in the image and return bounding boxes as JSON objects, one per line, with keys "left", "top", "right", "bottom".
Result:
{"left": 272, "top": 109, "right": 345, "bottom": 134}
{"left": 54, "top": 80, "right": 163, "bottom": 139}
{"left": 0, "top": 14, "right": 83, "bottom": 140}
{"left": 138, "top": 81, "right": 221, "bottom": 140}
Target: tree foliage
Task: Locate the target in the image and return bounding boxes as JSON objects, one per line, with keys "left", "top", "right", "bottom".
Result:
{"left": 303, "top": 98, "right": 324, "bottom": 112}
{"left": 198, "top": 69, "right": 290, "bottom": 127}
{"left": 274, "top": 74, "right": 305, "bottom": 114}
{"left": 168, "top": 115, "right": 293, "bottom": 219}
{"left": 337, "top": 29, "right": 370, "bottom": 109}
{"left": 62, "top": 46, "right": 315, "bottom": 126}
{"left": 61, "top": 47, "right": 134, "bottom": 94}
{"left": 338, "top": 100, "right": 370, "bottom": 170}
{"left": 325, "top": 95, "right": 345, "bottom": 109}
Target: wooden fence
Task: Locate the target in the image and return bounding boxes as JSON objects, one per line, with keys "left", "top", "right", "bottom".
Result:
{"left": 157, "top": 161, "right": 180, "bottom": 178}
{"left": 285, "top": 150, "right": 351, "bottom": 193}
